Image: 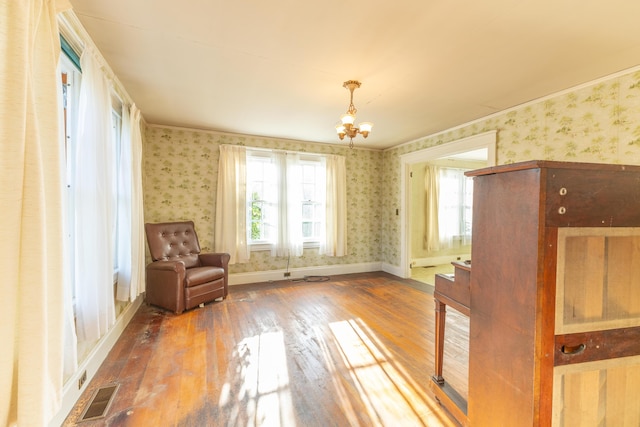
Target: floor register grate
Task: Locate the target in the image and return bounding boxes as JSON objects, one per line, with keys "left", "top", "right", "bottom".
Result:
{"left": 80, "top": 384, "right": 119, "bottom": 421}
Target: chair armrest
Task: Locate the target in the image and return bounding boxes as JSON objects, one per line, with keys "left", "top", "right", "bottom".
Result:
{"left": 145, "top": 260, "right": 187, "bottom": 313}
{"left": 147, "top": 259, "right": 186, "bottom": 273}
{"left": 199, "top": 253, "right": 230, "bottom": 269}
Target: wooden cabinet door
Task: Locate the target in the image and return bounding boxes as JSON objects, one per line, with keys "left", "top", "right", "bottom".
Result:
{"left": 553, "top": 355, "right": 640, "bottom": 427}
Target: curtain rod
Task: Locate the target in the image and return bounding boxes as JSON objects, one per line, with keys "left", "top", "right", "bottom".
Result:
{"left": 243, "top": 145, "right": 341, "bottom": 158}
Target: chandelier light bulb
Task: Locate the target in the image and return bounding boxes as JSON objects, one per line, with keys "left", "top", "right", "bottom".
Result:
{"left": 358, "top": 122, "right": 373, "bottom": 138}
{"left": 340, "top": 113, "right": 355, "bottom": 126}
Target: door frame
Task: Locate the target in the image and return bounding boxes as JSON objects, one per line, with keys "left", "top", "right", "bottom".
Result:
{"left": 398, "top": 130, "right": 497, "bottom": 278}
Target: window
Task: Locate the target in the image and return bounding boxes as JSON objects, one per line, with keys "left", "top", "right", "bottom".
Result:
{"left": 247, "top": 153, "right": 277, "bottom": 243}
{"left": 60, "top": 52, "right": 81, "bottom": 307}
{"left": 300, "top": 160, "right": 325, "bottom": 242}
{"left": 246, "top": 151, "right": 326, "bottom": 249}
{"left": 216, "top": 147, "right": 345, "bottom": 261}
{"left": 438, "top": 168, "right": 473, "bottom": 248}
{"left": 60, "top": 48, "right": 125, "bottom": 307}
{"left": 111, "top": 108, "right": 122, "bottom": 279}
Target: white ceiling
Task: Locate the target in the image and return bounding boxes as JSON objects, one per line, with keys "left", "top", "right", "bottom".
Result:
{"left": 68, "top": 0, "right": 640, "bottom": 150}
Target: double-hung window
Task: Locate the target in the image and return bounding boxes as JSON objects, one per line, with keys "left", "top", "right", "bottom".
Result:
{"left": 60, "top": 41, "right": 128, "bottom": 341}
{"left": 437, "top": 167, "right": 473, "bottom": 248}
{"left": 246, "top": 151, "right": 326, "bottom": 250}
{"left": 300, "top": 159, "right": 325, "bottom": 243}
{"left": 61, "top": 51, "right": 125, "bottom": 289}
{"left": 247, "top": 152, "right": 277, "bottom": 246}
{"left": 216, "top": 146, "right": 345, "bottom": 262}
{"left": 60, "top": 51, "right": 81, "bottom": 309}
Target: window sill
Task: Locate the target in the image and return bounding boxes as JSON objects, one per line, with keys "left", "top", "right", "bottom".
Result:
{"left": 249, "top": 241, "right": 320, "bottom": 252}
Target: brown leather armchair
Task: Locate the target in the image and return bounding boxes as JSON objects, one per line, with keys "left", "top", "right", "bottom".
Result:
{"left": 144, "top": 221, "right": 230, "bottom": 314}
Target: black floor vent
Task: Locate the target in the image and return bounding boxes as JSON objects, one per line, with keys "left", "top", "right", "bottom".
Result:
{"left": 80, "top": 384, "right": 119, "bottom": 421}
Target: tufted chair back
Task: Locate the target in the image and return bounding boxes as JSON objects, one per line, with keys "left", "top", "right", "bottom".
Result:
{"left": 145, "top": 221, "right": 202, "bottom": 269}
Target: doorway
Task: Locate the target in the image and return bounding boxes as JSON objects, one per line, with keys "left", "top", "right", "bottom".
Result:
{"left": 399, "top": 131, "right": 497, "bottom": 280}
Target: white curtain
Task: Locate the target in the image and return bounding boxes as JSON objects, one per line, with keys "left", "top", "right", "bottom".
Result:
{"left": 321, "top": 154, "right": 347, "bottom": 256}
{"left": 215, "top": 145, "right": 250, "bottom": 264}
{"left": 130, "top": 105, "right": 146, "bottom": 298}
{"left": 0, "top": 0, "right": 71, "bottom": 425}
{"left": 424, "top": 165, "right": 440, "bottom": 252}
{"left": 272, "top": 152, "right": 303, "bottom": 257}
{"left": 73, "top": 49, "right": 116, "bottom": 342}
{"left": 116, "top": 103, "right": 132, "bottom": 299}
{"left": 437, "top": 167, "right": 465, "bottom": 249}
{"left": 116, "top": 104, "right": 145, "bottom": 301}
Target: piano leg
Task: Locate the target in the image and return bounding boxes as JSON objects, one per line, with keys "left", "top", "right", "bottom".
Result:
{"left": 432, "top": 297, "right": 446, "bottom": 384}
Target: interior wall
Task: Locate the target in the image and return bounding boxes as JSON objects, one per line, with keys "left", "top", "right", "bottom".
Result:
{"left": 142, "top": 125, "right": 384, "bottom": 275}
{"left": 382, "top": 68, "right": 640, "bottom": 268}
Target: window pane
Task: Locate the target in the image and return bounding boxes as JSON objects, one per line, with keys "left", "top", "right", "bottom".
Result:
{"left": 263, "top": 219, "right": 276, "bottom": 241}
{"left": 250, "top": 200, "right": 263, "bottom": 240}
{"left": 249, "top": 183, "right": 263, "bottom": 200}
{"left": 302, "top": 203, "right": 312, "bottom": 219}
{"left": 303, "top": 183, "right": 314, "bottom": 200}
{"left": 247, "top": 159, "right": 264, "bottom": 181}
{"left": 302, "top": 221, "right": 312, "bottom": 238}
{"left": 302, "top": 164, "right": 315, "bottom": 182}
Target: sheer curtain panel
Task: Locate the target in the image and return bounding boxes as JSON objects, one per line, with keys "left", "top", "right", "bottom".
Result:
{"left": 215, "top": 145, "right": 250, "bottom": 264}
{"left": 0, "top": 0, "right": 72, "bottom": 425}
{"left": 272, "top": 152, "right": 303, "bottom": 257}
{"left": 116, "top": 104, "right": 145, "bottom": 301}
{"left": 73, "top": 49, "right": 116, "bottom": 342}
{"left": 424, "top": 165, "right": 440, "bottom": 252}
{"left": 129, "top": 105, "right": 146, "bottom": 299}
{"left": 321, "top": 154, "right": 347, "bottom": 257}
{"left": 116, "top": 103, "right": 133, "bottom": 300}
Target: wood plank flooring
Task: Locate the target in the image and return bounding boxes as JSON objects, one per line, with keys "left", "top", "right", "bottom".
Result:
{"left": 63, "top": 272, "right": 469, "bottom": 426}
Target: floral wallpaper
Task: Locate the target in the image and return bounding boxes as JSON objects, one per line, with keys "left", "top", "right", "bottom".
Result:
{"left": 143, "top": 69, "right": 640, "bottom": 275}
{"left": 142, "top": 128, "right": 383, "bottom": 274}
{"left": 382, "top": 70, "right": 640, "bottom": 267}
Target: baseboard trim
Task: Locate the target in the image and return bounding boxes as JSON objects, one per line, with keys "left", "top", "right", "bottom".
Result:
{"left": 412, "top": 254, "right": 471, "bottom": 268}
{"left": 229, "top": 262, "right": 383, "bottom": 285}
{"left": 382, "top": 262, "right": 405, "bottom": 278}
{"left": 49, "top": 295, "right": 144, "bottom": 427}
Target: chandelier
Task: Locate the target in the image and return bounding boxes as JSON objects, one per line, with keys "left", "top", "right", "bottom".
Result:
{"left": 335, "top": 80, "right": 373, "bottom": 148}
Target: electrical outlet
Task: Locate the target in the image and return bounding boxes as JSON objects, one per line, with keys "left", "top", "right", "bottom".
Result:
{"left": 284, "top": 272, "right": 291, "bottom": 277}
{"left": 78, "top": 370, "right": 87, "bottom": 389}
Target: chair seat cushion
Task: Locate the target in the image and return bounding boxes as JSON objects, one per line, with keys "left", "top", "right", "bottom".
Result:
{"left": 185, "top": 266, "right": 225, "bottom": 288}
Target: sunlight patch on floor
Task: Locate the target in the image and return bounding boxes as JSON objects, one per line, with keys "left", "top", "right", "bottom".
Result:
{"left": 226, "top": 331, "right": 295, "bottom": 427}
{"left": 327, "top": 318, "right": 457, "bottom": 427}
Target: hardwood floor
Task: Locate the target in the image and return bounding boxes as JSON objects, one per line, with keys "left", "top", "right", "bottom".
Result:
{"left": 411, "top": 264, "right": 455, "bottom": 288}
{"left": 63, "top": 272, "right": 469, "bottom": 426}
